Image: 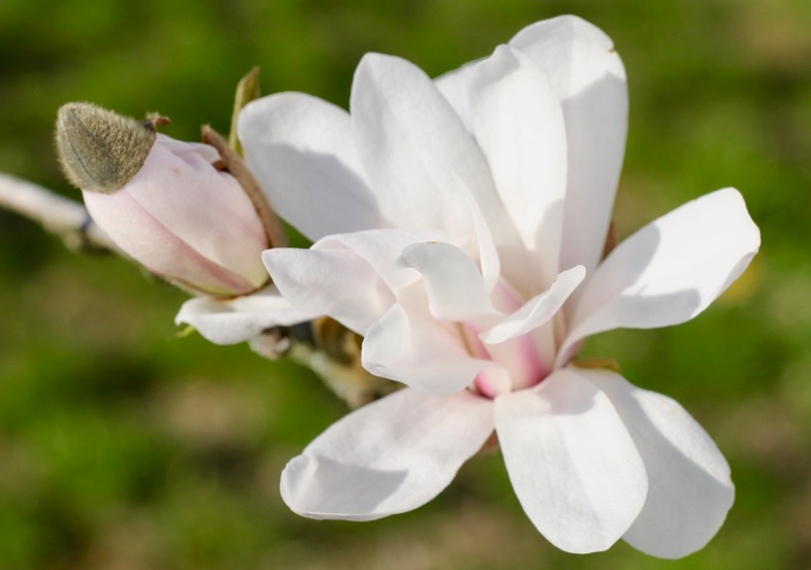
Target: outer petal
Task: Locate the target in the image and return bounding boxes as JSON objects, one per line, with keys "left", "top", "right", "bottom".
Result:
{"left": 495, "top": 368, "right": 647, "bottom": 553}
{"left": 362, "top": 304, "right": 494, "bottom": 394}
{"left": 175, "top": 285, "right": 316, "bottom": 344}
{"left": 281, "top": 387, "right": 494, "bottom": 520}
{"left": 239, "top": 93, "right": 388, "bottom": 241}
{"left": 434, "top": 59, "right": 478, "bottom": 133}
{"left": 351, "top": 53, "right": 520, "bottom": 257}
{"left": 582, "top": 369, "right": 734, "bottom": 559}
{"left": 561, "top": 188, "right": 760, "bottom": 363}
{"left": 470, "top": 45, "right": 568, "bottom": 289}
{"left": 84, "top": 189, "right": 258, "bottom": 296}
{"left": 124, "top": 135, "right": 269, "bottom": 286}
{"left": 510, "top": 15, "right": 628, "bottom": 274}
{"left": 263, "top": 246, "right": 395, "bottom": 335}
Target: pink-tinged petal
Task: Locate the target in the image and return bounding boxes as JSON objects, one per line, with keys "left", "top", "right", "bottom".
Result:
{"left": 351, "top": 53, "right": 520, "bottom": 257}
{"left": 482, "top": 265, "right": 585, "bottom": 345}
{"left": 362, "top": 304, "right": 494, "bottom": 394}
{"left": 263, "top": 246, "right": 395, "bottom": 335}
{"left": 399, "top": 241, "right": 495, "bottom": 321}
{"left": 281, "top": 387, "right": 494, "bottom": 520}
{"left": 561, "top": 188, "right": 760, "bottom": 362}
{"left": 84, "top": 189, "right": 258, "bottom": 296}
{"left": 175, "top": 285, "right": 316, "bottom": 344}
{"left": 239, "top": 93, "right": 388, "bottom": 241}
{"left": 495, "top": 368, "right": 647, "bottom": 553}
{"left": 122, "top": 135, "right": 269, "bottom": 286}
{"left": 510, "top": 15, "right": 628, "bottom": 274}
{"left": 470, "top": 45, "right": 568, "bottom": 289}
{"left": 582, "top": 369, "right": 734, "bottom": 559}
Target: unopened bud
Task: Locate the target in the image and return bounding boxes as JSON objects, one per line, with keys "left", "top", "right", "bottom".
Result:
{"left": 55, "top": 102, "right": 270, "bottom": 297}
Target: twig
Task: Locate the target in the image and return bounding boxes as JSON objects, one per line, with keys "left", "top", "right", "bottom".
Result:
{"left": 0, "top": 172, "right": 118, "bottom": 252}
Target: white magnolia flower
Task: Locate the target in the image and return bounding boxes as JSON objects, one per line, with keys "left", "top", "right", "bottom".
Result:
{"left": 239, "top": 16, "right": 760, "bottom": 557}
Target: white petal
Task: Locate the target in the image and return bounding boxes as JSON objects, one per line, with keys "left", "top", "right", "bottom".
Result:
{"left": 482, "top": 265, "right": 585, "bottom": 345}
{"left": 495, "top": 368, "right": 647, "bottom": 553}
{"left": 281, "top": 387, "right": 494, "bottom": 520}
{"left": 239, "top": 93, "right": 388, "bottom": 241}
{"left": 583, "top": 369, "right": 734, "bottom": 559}
{"left": 470, "top": 45, "right": 568, "bottom": 288}
{"left": 399, "top": 241, "right": 495, "bottom": 321}
{"left": 460, "top": 184, "right": 501, "bottom": 291}
{"left": 263, "top": 246, "right": 395, "bottom": 335}
{"left": 434, "top": 59, "right": 479, "bottom": 133}
{"left": 562, "top": 188, "right": 760, "bottom": 362}
{"left": 315, "top": 229, "right": 439, "bottom": 294}
{"left": 362, "top": 304, "right": 493, "bottom": 394}
{"left": 510, "top": 15, "right": 628, "bottom": 273}
{"left": 351, "top": 53, "right": 519, "bottom": 255}
{"left": 175, "top": 286, "right": 315, "bottom": 344}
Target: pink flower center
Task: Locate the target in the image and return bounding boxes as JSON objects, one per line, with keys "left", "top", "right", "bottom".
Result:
{"left": 457, "top": 279, "right": 556, "bottom": 400}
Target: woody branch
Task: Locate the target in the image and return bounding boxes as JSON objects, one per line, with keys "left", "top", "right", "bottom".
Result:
{"left": 0, "top": 172, "right": 118, "bottom": 253}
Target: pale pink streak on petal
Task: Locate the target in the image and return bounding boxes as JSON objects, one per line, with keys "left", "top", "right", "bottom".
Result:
{"left": 495, "top": 368, "right": 647, "bottom": 553}
{"left": 239, "top": 93, "right": 388, "bottom": 241}
{"left": 84, "top": 189, "right": 257, "bottom": 296}
{"left": 560, "top": 188, "right": 760, "bottom": 364}
{"left": 582, "top": 369, "right": 734, "bottom": 559}
{"left": 123, "top": 135, "right": 269, "bottom": 286}
{"left": 281, "top": 387, "right": 494, "bottom": 520}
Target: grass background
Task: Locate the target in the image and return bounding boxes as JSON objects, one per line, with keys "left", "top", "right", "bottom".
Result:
{"left": 1, "top": 0, "right": 810, "bottom": 568}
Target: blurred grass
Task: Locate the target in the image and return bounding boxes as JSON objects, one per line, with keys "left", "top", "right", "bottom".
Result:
{"left": 1, "top": 0, "right": 810, "bottom": 568}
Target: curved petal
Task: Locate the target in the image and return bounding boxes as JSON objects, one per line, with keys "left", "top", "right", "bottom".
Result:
{"left": 281, "top": 387, "right": 494, "bottom": 520}
{"left": 561, "top": 188, "right": 760, "bottom": 363}
{"left": 510, "top": 15, "right": 628, "bottom": 274}
{"left": 175, "top": 286, "right": 316, "bottom": 344}
{"left": 495, "top": 368, "right": 647, "bottom": 553}
{"left": 351, "top": 53, "right": 519, "bottom": 256}
{"left": 582, "top": 369, "right": 734, "bottom": 559}
{"left": 239, "top": 93, "right": 388, "bottom": 241}
{"left": 434, "top": 58, "right": 479, "bottom": 133}
{"left": 263, "top": 246, "right": 395, "bottom": 335}
{"left": 399, "top": 241, "right": 495, "bottom": 321}
{"left": 315, "top": 228, "right": 439, "bottom": 294}
{"left": 482, "top": 265, "right": 585, "bottom": 345}
{"left": 84, "top": 189, "right": 258, "bottom": 296}
{"left": 123, "top": 135, "right": 269, "bottom": 286}
{"left": 362, "top": 304, "right": 493, "bottom": 394}
{"left": 470, "top": 45, "right": 568, "bottom": 288}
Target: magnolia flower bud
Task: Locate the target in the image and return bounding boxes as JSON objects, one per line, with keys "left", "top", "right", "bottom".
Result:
{"left": 56, "top": 102, "right": 270, "bottom": 296}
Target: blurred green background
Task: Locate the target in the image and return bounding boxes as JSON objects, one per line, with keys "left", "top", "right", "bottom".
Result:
{"left": 0, "top": 0, "right": 809, "bottom": 568}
